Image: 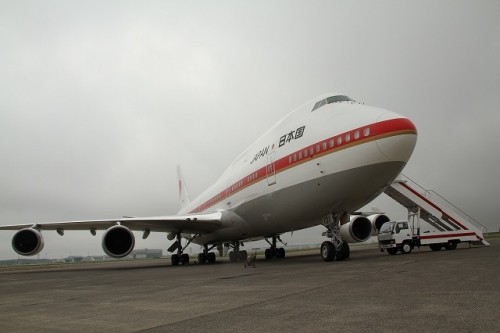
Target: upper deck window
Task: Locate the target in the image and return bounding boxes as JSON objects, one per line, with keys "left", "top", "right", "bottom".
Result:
{"left": 311, "top": 95, "right": 354, "bottom": 112}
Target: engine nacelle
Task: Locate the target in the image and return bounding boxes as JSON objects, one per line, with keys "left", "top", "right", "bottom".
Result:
{"left": 12, "top": 228, "right": 45, "bottom": 256}
{"left": 367, "top": 214, "right": 391, "bottom": 236}
{"left": 340, "top": 216, "right": 372, "bottom": 243}
{"left": 102, "top": 225, "right": 135, "bottom": 258}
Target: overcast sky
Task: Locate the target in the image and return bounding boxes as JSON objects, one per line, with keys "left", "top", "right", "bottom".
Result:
{"left": 1, "top": 1, "right": 499, "bottom": 260}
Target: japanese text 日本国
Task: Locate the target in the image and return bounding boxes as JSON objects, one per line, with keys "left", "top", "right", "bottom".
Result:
{"left": 279, "top": 126, "right": 305, "bottom": 147}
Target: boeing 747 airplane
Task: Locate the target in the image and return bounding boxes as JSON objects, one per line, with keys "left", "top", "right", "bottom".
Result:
{"left": 0, "top": 94, "right": 417, "bottom": 264}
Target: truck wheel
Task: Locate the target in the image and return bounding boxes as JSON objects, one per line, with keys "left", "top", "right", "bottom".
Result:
{"left": 445, "top": 241, "right": 457, "bottom": 250}
{"left": 321, "top": 241, "right": 335, "bottom": 262}
{"left": 401, "top": 242, "right": 412, "bottom": 254}
{"left": 387, "top": 248, "right": 398, "bottom": 255}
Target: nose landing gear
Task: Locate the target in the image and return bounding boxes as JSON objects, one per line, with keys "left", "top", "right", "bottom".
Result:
{"left": 321, "top": 213, "right": 350, "bottom": 262}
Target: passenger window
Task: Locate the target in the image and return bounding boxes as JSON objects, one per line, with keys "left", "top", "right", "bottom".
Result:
{"left": 322, "top": 142, "right": 327, "bottom": 150}
{"left": 337, "top": 136, "right": 342, "bottom": 145}
{"left": 354, "top": 130, "right": 360, "bottom": 139}
{"left": 316, "top": 145, "right": 320, "bottom": 153}
{"left": 330, "top": 139, "right": 334, "bottom": 148}
{"left": 345, "top": 133, "right": 350, "bottom": 142}
{"left": 364, "top": 127, "right": 370, "bottom": 137}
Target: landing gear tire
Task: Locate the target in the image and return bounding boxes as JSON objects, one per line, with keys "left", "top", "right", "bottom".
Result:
{"left": 229, "top": 251, "right": 237, "bottom": 263}
{"left": 277, "top": 247, "right": 285, "bottom": 259}
{"left": 171, "top": 254, "right": 180, "bottom": 266}
{"left": 264, "top": 249, "right": 271, "bottom": 260}
{"left": 208, "top": 252, "right": 216, "bottom": 264}
{"left": 430, "top": 244, "right": 442, "bottom": 251}
{"left": 401, "top": 242, "right": 412, "bottom": 254}
{"left": 321, "top": 241, "right": 336, "bottom": 262}
{"left": 387, "top": 248, "right": 398, "bottom": 255}
{"left": 181, "top": 253, "right": 190, "bottom": 265}
{"left": 198, "top": 253, "right": 207, "bottom": 264}
{"left": 238, "top": 250, "right": 248, "bottom": 261}
{"left": 335, "top": 241, "right": 350, "bottom": 261}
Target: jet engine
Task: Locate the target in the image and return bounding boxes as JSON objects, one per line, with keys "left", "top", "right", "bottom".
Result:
{"left": 102, "top": 225, "right": 135, "bottom": 258}
{"left": 340, "top": 216, "right": 372, "bottom": 243}
{"left": 12, "top": 228, "right": 45, "bottom": 256}
{"left": 367, "top": 214, "right": 391, "bottom": 236}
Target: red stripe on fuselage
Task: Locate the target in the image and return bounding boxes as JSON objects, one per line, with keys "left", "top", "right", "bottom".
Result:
{"left": 190, "top": 118, "right": 416, "bottom": 213}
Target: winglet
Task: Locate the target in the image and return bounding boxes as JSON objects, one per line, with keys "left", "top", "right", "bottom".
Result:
{"left": 177, "top": 165, "right": 191, "bottom": 209}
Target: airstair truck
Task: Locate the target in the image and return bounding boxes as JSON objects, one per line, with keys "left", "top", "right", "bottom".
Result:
{"left": 378, "top": 175, "right": 489, "bottom": 255}
{"left": 378, "top": 216, "right": 467, "bottom": 255}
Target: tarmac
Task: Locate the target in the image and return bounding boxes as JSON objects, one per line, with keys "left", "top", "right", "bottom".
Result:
{"left": 0, "top": 239, "right": 499, "bottom": 332}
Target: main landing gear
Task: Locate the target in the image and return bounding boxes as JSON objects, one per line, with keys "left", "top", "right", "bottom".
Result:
{"left": 197, "top": 244, "right": 217, "bottom": 264}
{"left": 225, "top": 241, "right": 248, "bottom": 263}
{"left": 321, "top": 213, "right": 350, "bottom": 262}
{"left": 168, "top": 234, "right": 219, "bottom": 266}
{"left": 264, "top": 236, "right": 286, "bottom": 259}
{"left": 168, "top": 233, "right": 196, "bottom": 266}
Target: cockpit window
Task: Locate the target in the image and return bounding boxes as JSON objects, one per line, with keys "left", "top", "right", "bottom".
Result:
{"left": 312, "top": 95, "right": 354, "bottom": 112}
{"left": 326, "top": 95, "right": 352, "bottom": 104}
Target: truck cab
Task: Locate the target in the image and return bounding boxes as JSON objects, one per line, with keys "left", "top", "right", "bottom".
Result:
{"left": 378, "top": 221, "right": 414, "bottom": 255}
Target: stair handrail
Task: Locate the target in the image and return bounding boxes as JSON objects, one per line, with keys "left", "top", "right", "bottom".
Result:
{"left": 398, "top": 174, "right": 488, "bottom": 233}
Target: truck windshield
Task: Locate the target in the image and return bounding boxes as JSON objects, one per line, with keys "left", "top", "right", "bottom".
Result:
{"left": 379, "top": 221, "right": 395, "bottom": 234}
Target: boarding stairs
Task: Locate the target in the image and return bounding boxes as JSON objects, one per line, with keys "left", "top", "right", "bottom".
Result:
{"left": 384, "top": 174, "right": 489, "bottom": 246}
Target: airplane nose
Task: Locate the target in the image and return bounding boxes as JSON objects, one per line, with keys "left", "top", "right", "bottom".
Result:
{"left": 375, "top": 113, "right": 417, "bottom": 163}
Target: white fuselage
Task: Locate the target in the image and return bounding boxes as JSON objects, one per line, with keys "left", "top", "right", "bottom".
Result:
{"left": 179, "top": 95, "right": 417, "bottom": 245}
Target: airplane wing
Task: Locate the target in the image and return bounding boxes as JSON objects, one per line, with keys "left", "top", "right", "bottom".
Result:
{"left": 0, "top": 212, "right": 224, "bottom": 235}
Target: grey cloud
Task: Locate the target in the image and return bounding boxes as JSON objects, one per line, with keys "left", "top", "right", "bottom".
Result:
{"left": 1, "top": 1, "right": 499, "bottom": 258}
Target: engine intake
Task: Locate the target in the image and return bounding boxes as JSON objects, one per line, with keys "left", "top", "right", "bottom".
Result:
{"left": 12, "top": 228, "right": 45, "bottom": 256}
{"left": 102, "top": 225, "right": 135, "bottom": 258}
{"left": 367, "top": 214, "right": 391, "bottom": 236}
{"left": 340, "top": 216, "right": 372, "bottom": 243}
